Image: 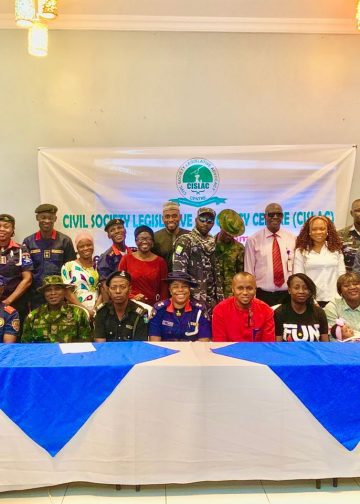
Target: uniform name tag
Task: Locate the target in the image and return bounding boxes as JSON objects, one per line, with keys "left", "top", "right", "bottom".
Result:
{"left": 0, "top": 256, "right": 6, "bottom": 264}
{"left": 162, "top": 320, "right": 174, "bottom": 327}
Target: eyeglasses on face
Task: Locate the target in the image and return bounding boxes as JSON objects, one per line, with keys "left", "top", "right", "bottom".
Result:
{"left": 198, "top": 216, "right": 214, "bottom": 224}
{"left": 266, "top": 212, "right": 283, "bottom": 218}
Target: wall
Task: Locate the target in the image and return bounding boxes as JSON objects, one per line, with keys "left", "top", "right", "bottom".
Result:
{"left": 1, "top": 29, "right": 359, "bottom": 241}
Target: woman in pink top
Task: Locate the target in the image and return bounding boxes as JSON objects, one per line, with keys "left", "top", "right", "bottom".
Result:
{"left": 119, "top": 226, "right": 168, "bottom": 306}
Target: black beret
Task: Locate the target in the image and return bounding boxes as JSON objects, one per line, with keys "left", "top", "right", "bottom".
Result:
{"left": 106, "top": 270, "right": 132, "bottom": 286}
{"left": 35, "top": 204, "right": 58, "bottom": 214}
{"left": 0, "top": 214, "right": 15, "bottom": 225}
{"left": 104, "top": 218, "right": 125, "bottom": 232}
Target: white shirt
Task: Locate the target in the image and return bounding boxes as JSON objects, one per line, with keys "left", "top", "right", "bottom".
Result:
{"left": 244, "top": 228, "right": 296, "bottom": 292}
{"left": 293, "top": 245, "right": 346, "bottom": 302}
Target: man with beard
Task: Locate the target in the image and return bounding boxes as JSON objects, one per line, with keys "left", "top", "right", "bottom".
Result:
{"left": 172, "top": 207, "right": 223, "bottom": 313}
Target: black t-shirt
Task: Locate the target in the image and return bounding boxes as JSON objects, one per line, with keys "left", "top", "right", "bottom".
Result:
{"left": 274, "top": 303, "right": 328, "bottom": 342}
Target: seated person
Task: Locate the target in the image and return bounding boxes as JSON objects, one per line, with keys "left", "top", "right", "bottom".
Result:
{"left": 95, "top": 271, "right": 149, "bottom": 342}
{"left": 0, "top": 275, "right": 20, "bottom": 343}
{"left": 149, "top": 272, "right": 211, "bottom": 342}
{"left": 212, "top": 272, "right": 275, "bottom": 342}
{"left": 274, "top": 273, "right": 328, "bottom": 342}
{"left": 22, "top": 275, "right": 91, "bottom": 343}
{"left": 325, "top": 272, "right": 360, "bottom": 342}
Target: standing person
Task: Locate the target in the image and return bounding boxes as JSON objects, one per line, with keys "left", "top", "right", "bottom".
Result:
{"left": 61, "top": 231, "right": 101, "bottom": 317}
{"left": 338, "top": 199, "right": 360, "bottom": 272}
{"left": 94, "top": 271, "right": 149, "bottom": 342}
{"left": 23, "top": 204, "right": 76, "bottom": 309}
{"left": 293, "top": 216, "right": 345, "bottom": 307}
{"left": 0, "top": 214, "right": 33, "bottom": 324}
{"left": 119, "top": 226, "right": 168, "bottom": 306}
{"left": 274, "top": 273, "right": 328, "bottom": 342}
{"left": 172, "top": 207, "right": 223, "bottom": 313}
{"left": 212, "top": 272, "right": 275, "bottom": 342}
{"left": 149, "top": 272, "right": 211, "bottom": 342}
{"left": 97, "top": 218, "right": 135, "bottom": 282}
{"left": 244, "top": 203, "right": 296, "bottom": 306}
{"left": 22, "top": 275, "right": 91, "bottom": 343}
{"left": 153, "top": 201, "right": 189, "bottom": 271}
{"left": 0, "top": 275, "right": 20, "bottom": 343}
{"left": 215, "top": 209, "right": 245, "bottom": 298}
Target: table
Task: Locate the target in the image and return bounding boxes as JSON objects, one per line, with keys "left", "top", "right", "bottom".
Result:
{"left": 0, "top": 341, "right": 360, "bottom": 492}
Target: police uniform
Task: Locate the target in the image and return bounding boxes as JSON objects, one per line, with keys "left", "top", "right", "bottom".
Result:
{"left": 173, "top": 229, "right": 223, "bottom": 313}
{"left": 338, "top": 225, "right": 360, "bottom": 272}
{"left": 0, "top": 239, "right": 33, "bottom": 300}
{"left": 97, "top": 245, "right": 135, "bottom": 281}
{"left": 153, "top": 227, "right": 189, "bottom": 271}
{"left": 22, "top": 302, "right": 91, "bottom": 343}
{"left": 149, "top": 298, "right": 211, "bottom": 341}
{"left": 0, "top": 303, "right": 20, "bottom": 342}
{"left": 94, "top": 300, "right": 149, "bottom": 341}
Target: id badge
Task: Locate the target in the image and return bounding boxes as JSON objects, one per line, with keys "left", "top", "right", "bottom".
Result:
{"left": 44, "top": 250, "right": 51, "bottom": 259}
{"left": 0, "top": 256, "right": 6, "bottom": 265}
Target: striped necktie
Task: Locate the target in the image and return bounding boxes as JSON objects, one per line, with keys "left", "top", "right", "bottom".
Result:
{"left": 272, "top": 234, "right": 285, "bottom": 288}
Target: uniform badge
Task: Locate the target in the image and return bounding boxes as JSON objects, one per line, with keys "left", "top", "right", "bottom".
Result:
{"left": 44, "top": 250, "right": 51, "bottom": 259}
{"left": 51, "top": 325, "right": 57, "bottom": 334}
{"left": 0, "top": 256, "right": 7, "bottom": 264}
{"left": 126, "top": 324, "right": 134, "bottom": 330}
{"left": 0, "top": 318, "right": 4, "bottom": 328}
{"left": 67, "top": 312, "right": 73, "bottom": 321}
{"left": 162, "top": 320, "right": 174, "bottom": 327}
{"left": 175, "top": 245, "right": 183, "bottom": 255}
{"left": 11, "top": 319, "right": 20, "bottom": 332}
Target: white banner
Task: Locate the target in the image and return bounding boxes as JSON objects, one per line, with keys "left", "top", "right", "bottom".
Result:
{"left": 38, "top": 145, "right": 356, "bottom": 252}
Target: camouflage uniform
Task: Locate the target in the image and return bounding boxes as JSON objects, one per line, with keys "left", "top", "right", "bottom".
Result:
{"left": 173, "top": 228, "right": 223, "bottom": 313}
{"left": 215, "top": 237, "right": 245, "bottom": 298}
{"left": 22, "top": 303, "right": 91, "bottom": 343}
{"left": 337, "top": 225, "right": 360, "bottom": 272}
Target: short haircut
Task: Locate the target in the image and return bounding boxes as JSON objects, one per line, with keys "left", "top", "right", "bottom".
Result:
{"left": 337, "top": 272, "right": 360, "bottom": 295}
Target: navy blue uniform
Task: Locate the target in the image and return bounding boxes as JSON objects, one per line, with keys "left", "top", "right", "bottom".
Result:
{"left": 0, "top": 240, "right": 33, "bottom": 300}
{"left": 149, "top": 299, "right": 211, "bottom": 341}
{"left": 97, "top": 245, "right": 135, "bottom": 281}
{"left": 0, "top": 303, "right": 20, "bottom": 342}
{"left": 23, "top": 230, "right": 76, "bottom": 289}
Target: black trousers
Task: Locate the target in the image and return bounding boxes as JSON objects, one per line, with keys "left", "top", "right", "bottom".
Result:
{"left": 256, "top": 288, "right": 288, "bottom": 307}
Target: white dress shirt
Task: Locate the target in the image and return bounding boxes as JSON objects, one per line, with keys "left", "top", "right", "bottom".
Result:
{"left": 293, "top": 245, "right": 346, "bottom": 302}
{"left": 244, "top": 228, "right": 296, "bottom": 292}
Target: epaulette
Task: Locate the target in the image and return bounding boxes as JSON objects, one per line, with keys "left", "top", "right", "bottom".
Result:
{"left": 153, "top": 299, "right": 170, "bottom": 310}
{"left": 4, "top": 305, "right": 16, "bottom": 314}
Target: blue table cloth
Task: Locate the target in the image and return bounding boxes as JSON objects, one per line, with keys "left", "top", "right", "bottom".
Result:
{"left": 0, "top": 342, "right": 177, "bottom": 456}
{"left": 213, "top": 343, "right": 360, "bottom": 451}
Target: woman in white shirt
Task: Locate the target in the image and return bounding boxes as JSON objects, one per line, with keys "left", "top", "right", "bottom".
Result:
{"left": 293, "top": 216, "right": 345, "bottom": 307}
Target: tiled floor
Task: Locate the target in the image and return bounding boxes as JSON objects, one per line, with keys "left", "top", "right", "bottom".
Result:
{"left": 1, "top": 479, "right": 360, "bottom": 504}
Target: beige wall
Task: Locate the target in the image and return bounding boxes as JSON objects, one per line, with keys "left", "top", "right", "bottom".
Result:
{"left": 1, "top": 29, "right": 359, "bottom": 240}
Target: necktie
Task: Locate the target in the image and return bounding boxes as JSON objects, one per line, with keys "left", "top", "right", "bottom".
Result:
{"left": 272, "top": 234, "right": 285, "bottom": 288}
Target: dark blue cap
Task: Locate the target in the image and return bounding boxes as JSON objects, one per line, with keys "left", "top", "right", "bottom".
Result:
{"left": 165, "top": 271, "right": 198, "bottom": 287}
{"left": 106, "top": 270, "right": 132, "bottom": 286}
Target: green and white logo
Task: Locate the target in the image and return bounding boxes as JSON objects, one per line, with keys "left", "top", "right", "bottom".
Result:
{"left": 171, "top": 158, "right": 226, "bottom": 208}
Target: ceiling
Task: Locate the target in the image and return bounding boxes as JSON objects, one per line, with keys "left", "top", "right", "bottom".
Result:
{"left": 0, "top": 0, "right": 358, "bottom": 33}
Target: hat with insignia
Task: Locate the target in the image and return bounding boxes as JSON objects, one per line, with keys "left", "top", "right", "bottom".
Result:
{"left": 37, "top": 275, "right": 74, "bottom": 292}
{"left": 0, "top": 275, "right": 8, "bottom": 287}
{"left": 197, "top": 207, "right": 216, "bottom": 218}
{"left": 0, "top": 214, "right": 15, "bottom": 225}
{"left": 165, "top": 271, "right": 198, "bottom": 287}
{"left": 218, "top": 209, "right": 245, "bottom": 237}
{"left": 35, "top": 203, "right": 58, "bottom": 214}
{"left": 104, "top": 218, "right": 125, "bottom": 232}
{"left": 105, "top": 270, "right": 132, "bottom": 286}
{"left": 162, "top": 201, "right": 180, "bottom": 212}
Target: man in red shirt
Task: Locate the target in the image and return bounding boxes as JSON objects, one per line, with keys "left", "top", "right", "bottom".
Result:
{"left": 212, "top": 272, "right": 275, "bottom": 342}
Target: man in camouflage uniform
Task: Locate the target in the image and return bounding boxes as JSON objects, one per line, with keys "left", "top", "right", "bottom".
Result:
{"left": 338, "top": 199, "right": 360, "bottom": 272}
{"left": 172, "top": 207, "right": 223, "bottom": 314}
{"left": 22, "top": 275, "right": 91, "bottom": 343}
{"left": 215, "top": 209, "right": 245, "bottom": 298}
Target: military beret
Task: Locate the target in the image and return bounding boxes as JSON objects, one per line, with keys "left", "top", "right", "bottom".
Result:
{"left": 0, "top": 214, "right": 15, "bottom": 225}
{"left": 37, "top": 275, "right": 74, "bottom": 292}
{"left": 104, "top": 218, "right": 125, "bottom": 232}
{"left": 0, "top": 275, "right": 8, "bottom": 287}
{"left": 35, "top": 203, "right": 58, "bottom": 214}
{"left": 106, "top": 270, "right": 132, "bottom": 286}
{"left": 163, "top": 201, "right": 180, "bottom": 212}
{"left": 165, "top": 271, "right": 198, "bottom": 287}
{"left": 218, "top": 209, "right": 245, "bottom": 237}
{"left": 197, "top": 207, "right": 216, "bottom": 218}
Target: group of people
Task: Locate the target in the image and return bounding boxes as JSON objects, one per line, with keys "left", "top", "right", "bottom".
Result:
{"left": 0, "top": 198, "right": 360, "bottom": 344}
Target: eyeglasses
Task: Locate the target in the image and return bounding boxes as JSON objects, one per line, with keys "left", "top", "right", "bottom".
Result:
{"left": 266, "top": 212, "right": 283, "bottom": 218}
{"left": 198, "top": 216, "right": 214, "bottom": 224}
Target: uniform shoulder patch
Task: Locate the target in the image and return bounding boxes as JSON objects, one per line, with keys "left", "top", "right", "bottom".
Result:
{"left": 175, "top": 245, "right": 184, "bottom": 255}
{"left": 4, "top": 305, "right": 16, "bottom": 314}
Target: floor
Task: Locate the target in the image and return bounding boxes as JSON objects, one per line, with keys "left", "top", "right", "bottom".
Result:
{"left": 1, "top": 479, "right": 360, "bottom": 504}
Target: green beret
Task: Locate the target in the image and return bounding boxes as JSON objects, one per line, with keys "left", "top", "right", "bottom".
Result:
{"left": 35, "top": 203, "right": 58, "bottom": 214}
{"left": 37, "top": 275, "right": 74, "bottom": 292}
{"left": 0, "top": 214, "right": 15, "bottom": 225}
{"left": 218, "top": 209, "right": 245, "bottom": 237}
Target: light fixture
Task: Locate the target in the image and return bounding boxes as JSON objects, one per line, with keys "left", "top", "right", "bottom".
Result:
{"left": 28, "top": 21, "right": 48, "bottom": 57}
{"left": 15, "top": 0, "right": 35, "bottom": 28}
{"left": 14, "top": 0, "right": 58, "bottom": 56}
{"left": 40, "top": 0, "right": 58, "bottom": 20}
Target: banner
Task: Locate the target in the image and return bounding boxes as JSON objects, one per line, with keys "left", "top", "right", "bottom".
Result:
{"left": 38, "top": 145, "right": 356, "bottom": 252}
